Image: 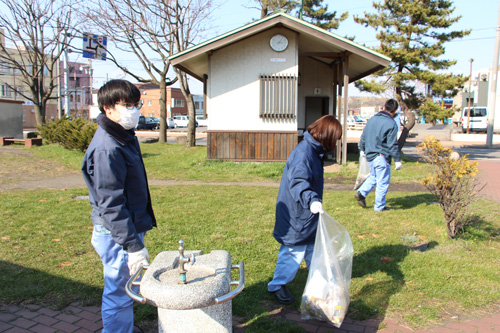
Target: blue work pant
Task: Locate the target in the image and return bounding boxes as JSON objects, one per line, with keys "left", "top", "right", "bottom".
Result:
{"left": 358, "top": 154, "right": 391, "bottom": 211}
{"left": 91, "top": 225, "right": 145, "bottom": 333}
{"left": 267, "top": 243, "right": 315, "bottom": 292}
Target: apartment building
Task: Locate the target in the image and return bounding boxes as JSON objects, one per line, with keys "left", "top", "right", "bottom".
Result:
{"left": 0, "top": 29, "right": 93, "bottom": 128}
{"left": 137, "top": 83, "right": 188, "bottom": 118}
{"left": 60, "top": 61, "right": 92, "bottom": 120}
{"left": 0, "top": 57, "right": 59, "bottom": 129}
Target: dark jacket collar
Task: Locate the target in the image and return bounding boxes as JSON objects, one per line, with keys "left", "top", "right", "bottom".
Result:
{"left": 96, "top": 113, "right": 135, "bottom": 146}
{"left": 304, "top": 131, "right": 326, "bottom": 159}
{"left": 378, "top": 110, "right": 395, "bottom": 119}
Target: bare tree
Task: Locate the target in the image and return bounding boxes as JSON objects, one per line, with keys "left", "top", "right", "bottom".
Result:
{"left": 166, "top": 0, "right": 213, "bottom": 146}
{"left": 83, "top": 0, "right": 213, "bottom": 145}
{"left": 0, "top": 0, "right": 79, "bottom": 126}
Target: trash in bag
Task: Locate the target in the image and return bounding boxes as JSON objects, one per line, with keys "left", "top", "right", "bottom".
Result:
{"left": 301, "top": 212, "right": 353, "bottom": 328}
{"left": 353, "top": 154, "right": 370, "bottom": 190}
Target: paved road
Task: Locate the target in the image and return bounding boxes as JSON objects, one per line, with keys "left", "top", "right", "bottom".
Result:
{"left": 135, "top": 127, "right": 208, "bottom": 145}
{"left": 402, "top": 141, "right": 500, "bottom": 161}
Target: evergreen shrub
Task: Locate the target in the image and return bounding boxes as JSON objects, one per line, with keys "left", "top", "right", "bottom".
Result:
{"left": 36, "top": 117, "right": 97, "bottom": 152}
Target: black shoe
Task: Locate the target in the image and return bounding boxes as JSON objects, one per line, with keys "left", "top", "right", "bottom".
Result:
{"left": 269, "top": 285, "right": 295, "bottom": 305}
{"left": 355, "top": 191, "right": 366, "bottom": 208}
{"left": 380, "top": 206, "right": 391, "bottom": 211}
{"left": 133, "top": 325, "right": 144, "bottom": 333}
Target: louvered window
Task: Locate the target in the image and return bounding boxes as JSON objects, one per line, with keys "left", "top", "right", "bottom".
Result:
{"left": 260, "top": 74, "right": 297, "bottom": 119}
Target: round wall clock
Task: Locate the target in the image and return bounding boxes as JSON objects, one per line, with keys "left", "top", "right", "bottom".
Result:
{"left": 270, "top": 34, "right": 288, "bottom": 52}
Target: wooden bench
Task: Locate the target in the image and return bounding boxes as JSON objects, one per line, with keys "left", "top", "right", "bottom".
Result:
{"left": 0, "top": 137, "right": 43, "bottom": 148}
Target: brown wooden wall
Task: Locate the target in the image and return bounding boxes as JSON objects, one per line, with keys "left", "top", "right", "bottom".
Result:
{"left": 207, "top": 131, "right": 298, "bottom": 161}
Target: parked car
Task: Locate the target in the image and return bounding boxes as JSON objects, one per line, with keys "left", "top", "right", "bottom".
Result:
{"left": 136, "top": 115, "right": 158, "bottom": 130}
{"left": 195, "top": 115, "right": 208, "bottom": 127}
{"left": 341, "top": 115, "right": 357, "bottom": 127}
{"left": 461, "top": 107, "right": 488, "bottom": 133}
{"left": 167, "top": 117, "right": 176, "bottom": 128}
{"left": 347, "top": 115, "right": 356, "bottom": 126}
{"left": 173, "top": 115, "right": 198, "bottom": 127}
{"left": 147, "top": 117, "right": 160, "bottom": 129}
{"left": 354, "top": 116, "right": 367, "bottom": 124}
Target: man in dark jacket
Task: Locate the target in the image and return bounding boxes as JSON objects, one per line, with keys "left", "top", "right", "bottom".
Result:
{"left": 268, "top": 115, "right": 342, "bottom": 304}
{"left": 355, "top": 99, "right": 401, "bottom": 211}
{"left": 82, "top": 80, "right": 156, "bottom": 333}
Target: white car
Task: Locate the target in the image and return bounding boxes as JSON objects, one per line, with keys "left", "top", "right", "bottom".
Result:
{"left": 167, "top": 117, "right": 176, "bottom": 128}
{"left": 173, "top": 115, "right": 198, "bottom": 127}
{"left": 195, "top": 116, "right": 208, "bottom": 127}
{"left": 461, "top": 107, "right": 488, "bottom": 133}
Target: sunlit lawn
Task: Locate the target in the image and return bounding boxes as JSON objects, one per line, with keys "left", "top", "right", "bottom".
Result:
{"left": 1, "top": 143, "right": 499, "bottom": 331}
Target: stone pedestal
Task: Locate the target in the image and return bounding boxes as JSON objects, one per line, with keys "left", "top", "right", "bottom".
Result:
{"left": 140, "top": 250, "right": 233, "bottom": 332}
{"left": 158, "top": 301, "right": 232, "bottom": 333}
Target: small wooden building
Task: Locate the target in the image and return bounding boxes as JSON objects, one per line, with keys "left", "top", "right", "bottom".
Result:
{"left": 169, "top": 12, "right": 390, "bottom": 163}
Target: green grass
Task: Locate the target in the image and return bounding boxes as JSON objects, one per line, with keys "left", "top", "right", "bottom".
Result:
{"left": 30, "top": 142, "right": 432, "bottom": 183}
{"left": 2, "top": 143, "right": 499, "bottom": 331}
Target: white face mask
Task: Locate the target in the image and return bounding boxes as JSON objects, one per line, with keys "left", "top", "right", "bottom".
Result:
{"left": 116, "top": 106, "right": 140, "bottom": 130}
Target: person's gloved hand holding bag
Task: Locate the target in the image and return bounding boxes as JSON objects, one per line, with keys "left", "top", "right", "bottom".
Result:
{"left": 127, "top": 247, "right": 149, "bottom": 274}
{"left": 310, "top": 201, "right": 324, "bottom": 214}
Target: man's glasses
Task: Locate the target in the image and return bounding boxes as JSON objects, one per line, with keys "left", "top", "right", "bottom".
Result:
{"left": 116, "top": 102, "right": 142, "bottom": 110}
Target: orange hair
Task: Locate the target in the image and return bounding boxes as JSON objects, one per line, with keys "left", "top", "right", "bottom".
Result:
{"left": 307, "top": 115, "right": 343, "bottom": 152}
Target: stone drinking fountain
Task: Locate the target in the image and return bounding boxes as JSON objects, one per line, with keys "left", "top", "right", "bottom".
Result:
{"left": 126, "top": 240, "right": 244, "bottom": 332}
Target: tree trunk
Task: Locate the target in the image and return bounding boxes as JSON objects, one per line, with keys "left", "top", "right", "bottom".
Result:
{"left": 34, "top": 103, "right": 45, "bottom": 126}
{"left": 186, "top": 93, "right": 196, "bottom": 147}
{"left": 158, "top": 80, "right": 168, "bottom": 143}
{"left": 175, "top": 69, "right": 196, "bottom": 147}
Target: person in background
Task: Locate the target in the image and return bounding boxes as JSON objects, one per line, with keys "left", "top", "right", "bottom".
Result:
{"left": 268, "top": 115, "right": 342, "bottom": 304}
{"left": 394, "top": 108, "right": 402, "bottom": 134}
{"left": 82, "top": 79, "right": 156, "bottom": 333}
{"left": 355, "top": 98, "right": 402, "bottom": 211}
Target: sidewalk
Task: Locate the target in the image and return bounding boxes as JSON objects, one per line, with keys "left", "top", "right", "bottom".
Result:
{"left": 1, "top": 300, "right": 500, "bottom": 332}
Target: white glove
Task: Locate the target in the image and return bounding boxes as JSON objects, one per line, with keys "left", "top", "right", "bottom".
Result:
{"left": 360, "top": 151, "right": 365, "bottom": 157}
{"left": 310, "top": 201, "right": 324, "bottom": 214}
{"left": 127, "top": 247, "right": 149, "bottom": 275}
{"left": 395, "top": 161, "right": 402, "bottom": 170}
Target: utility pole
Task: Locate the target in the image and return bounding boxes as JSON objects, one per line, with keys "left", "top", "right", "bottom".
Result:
{"left": 57, "top": 58, "right": 62, "bottom": 118}
{"left": 56, "top": 29, "right": 62, "bottom": 119}
{"left": 63, "top": 33, "right": 70, "bottom": 118}
{"left": 487, "top": 4, "right": 500, "bottom": 146}
{"left": 467, "top": 58, "right": 474, "bottom": 134}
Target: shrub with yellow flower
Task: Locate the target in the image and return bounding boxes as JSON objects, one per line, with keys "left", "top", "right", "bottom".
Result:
{"left": 418, "top": 136, "right": 483, "bottom": 238}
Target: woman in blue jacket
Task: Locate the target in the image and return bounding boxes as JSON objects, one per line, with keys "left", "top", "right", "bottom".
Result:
{"left": 268, "top": 115, "right": 342, "bottom": 304}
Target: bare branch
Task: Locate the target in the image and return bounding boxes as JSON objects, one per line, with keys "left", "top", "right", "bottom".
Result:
{"left": 80, "top": 0, "right": 213, "bottom": 144}
{"left": 0, "top": 0, "right": 82, "bottom": 125}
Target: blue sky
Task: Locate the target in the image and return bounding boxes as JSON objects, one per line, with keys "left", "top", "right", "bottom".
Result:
{"left": 88, "top": 0, "right": 500, "bottom": 95}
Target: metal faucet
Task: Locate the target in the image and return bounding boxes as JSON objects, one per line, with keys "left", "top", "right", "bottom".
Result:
{"left": 178, "top": 240, "right": 195, "bottom": 284}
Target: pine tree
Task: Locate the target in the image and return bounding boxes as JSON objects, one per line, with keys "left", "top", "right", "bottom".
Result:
{"left": 354, "top": 0, "right": 471, "bottom": 114}
{"left": 255, "top": 0, "right": 347, "bottom": 31}
{"left": 301, "top": 0, "right": 347, "bottom": 30}
{"left": 257, "top": 0, "right": 298, "bottom": 18}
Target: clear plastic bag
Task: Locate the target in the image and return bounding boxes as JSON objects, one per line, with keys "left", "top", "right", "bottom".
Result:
{"left": 301, "top": 212, "right": 353, "bottom": 328}
{"left": 353, "top": 154, "right": 370, "bottom": 190}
